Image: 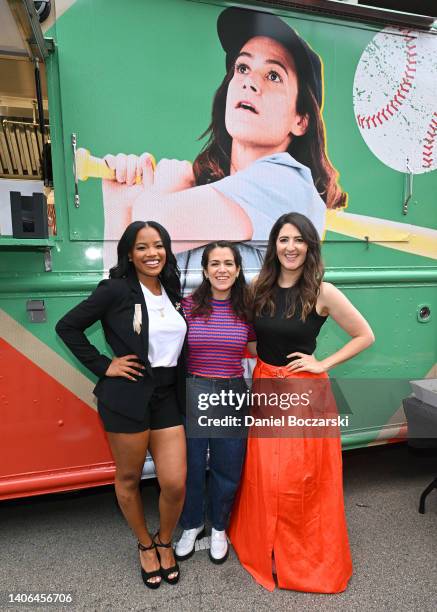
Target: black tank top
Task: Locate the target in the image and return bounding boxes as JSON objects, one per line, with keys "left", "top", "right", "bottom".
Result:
{"left": 254, "top": 286, "right": 327, "bottom": 367}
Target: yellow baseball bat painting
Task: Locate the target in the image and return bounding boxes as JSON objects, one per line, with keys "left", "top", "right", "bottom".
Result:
{"left": 326, "top": 210, "right": 437, "bottom": 260}
{"left": 75, "top": 148, "right": 156, "bottom": 184}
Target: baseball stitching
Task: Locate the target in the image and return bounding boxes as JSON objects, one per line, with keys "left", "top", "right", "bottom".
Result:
{"left": 356, "top": 29, "right": 417, "bottom": 130}
{"left": 422, "top": 112, "right": 437, "bottom": 169}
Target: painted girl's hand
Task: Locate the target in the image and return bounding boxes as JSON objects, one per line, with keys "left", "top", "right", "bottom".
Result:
{"left": 105, "top": 354, "right": 145, "bottom": 381}
{"left": 102, "top": 153, "right": 194, "bottom": 192}
{"left": 153, "top": 159, "right": 195, "bottom": 194}
{"left": 104, "top": 152, "right": 155, "bottom": 187}
{"left": 286, "top": 352, "right": 326, "bottom": 374}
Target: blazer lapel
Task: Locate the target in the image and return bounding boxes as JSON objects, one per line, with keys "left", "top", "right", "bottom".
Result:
{"left": 126, "top": 273, "right": 149, "bottom": 366}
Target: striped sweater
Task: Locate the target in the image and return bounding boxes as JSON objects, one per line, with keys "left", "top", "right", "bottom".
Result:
{"left": 182, "top": 295, "right": 256, "bottom": 378}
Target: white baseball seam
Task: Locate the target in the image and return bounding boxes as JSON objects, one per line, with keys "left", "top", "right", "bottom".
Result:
{"left": 422, "top": 112, "right": 437, "bottom": 169}
{"left": 356, "top": 29, "right": 417, "bottom": 130}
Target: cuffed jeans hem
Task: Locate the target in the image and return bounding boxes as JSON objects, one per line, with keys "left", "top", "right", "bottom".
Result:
{"left": 179, "top": 520, "right": 205, "bottom": 530}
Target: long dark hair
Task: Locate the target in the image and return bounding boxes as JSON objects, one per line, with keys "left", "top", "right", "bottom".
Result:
{"left": 109, "top": 221, "right": 181, "bottom": 296}
{"left": 193, "top": 53, "right": 346, "bottom": 210}
{"left": 191, "top": 241, "right": 249, "bottom": 321}
{"left": 253, "top": 213, "right": 324, "bottom": 321}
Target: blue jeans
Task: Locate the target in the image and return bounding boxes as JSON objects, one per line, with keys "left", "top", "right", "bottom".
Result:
{"left": 180, "top": 376, "right": 248, "bottom": 531}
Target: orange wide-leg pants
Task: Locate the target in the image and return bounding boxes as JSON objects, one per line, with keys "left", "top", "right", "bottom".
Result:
{"left": 228, "top": 358, "right": 352, "bottom": 592}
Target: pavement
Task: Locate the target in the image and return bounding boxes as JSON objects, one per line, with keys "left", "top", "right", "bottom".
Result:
{"left": 0, "top": 443, "right": 436, "bottom": 611}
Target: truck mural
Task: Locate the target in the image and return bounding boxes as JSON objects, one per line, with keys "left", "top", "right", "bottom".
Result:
{"left": 0, "top": 0, "right": 436, "bottom": 500}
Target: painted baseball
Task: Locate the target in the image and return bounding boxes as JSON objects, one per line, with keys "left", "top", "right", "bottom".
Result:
{"left": 353, "top": 26, "right": 437, "bottom": 174}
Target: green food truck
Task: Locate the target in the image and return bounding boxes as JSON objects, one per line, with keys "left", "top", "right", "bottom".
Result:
{"left": 0, "top": 0, "right": 436, "bottom": 500}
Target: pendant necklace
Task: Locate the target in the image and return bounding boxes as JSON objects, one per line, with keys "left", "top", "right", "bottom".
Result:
{"left": 156, "top": 293, "right": 165, "bottom": 318}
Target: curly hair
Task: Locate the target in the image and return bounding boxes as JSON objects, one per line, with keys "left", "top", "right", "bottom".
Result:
{"left": 191, "top": 241, "right": 249, "bottom": 321}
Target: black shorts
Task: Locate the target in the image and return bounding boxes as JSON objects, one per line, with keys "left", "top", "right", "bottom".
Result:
{"left": 97, "top": 367, "right": 182, "bottom": 434}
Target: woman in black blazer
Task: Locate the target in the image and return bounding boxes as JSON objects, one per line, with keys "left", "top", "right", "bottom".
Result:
{"left": 56, "top": 221, "right": 187, "bottom": 589}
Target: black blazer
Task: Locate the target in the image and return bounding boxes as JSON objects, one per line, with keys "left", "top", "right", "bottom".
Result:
{"left": 55, "top": 272, "right": 187, "bottom": 421}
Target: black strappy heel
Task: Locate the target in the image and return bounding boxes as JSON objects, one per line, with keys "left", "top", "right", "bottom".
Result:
{"left": 153, "top": 532, "right": 180, "bottom": 585}
{"left": 138, "top": 541, "right": 161, "bottom": 589}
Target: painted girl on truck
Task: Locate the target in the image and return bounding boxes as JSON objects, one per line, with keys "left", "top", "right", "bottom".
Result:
{"left": 101, "top": 7, "right": 346, "bottom": 275}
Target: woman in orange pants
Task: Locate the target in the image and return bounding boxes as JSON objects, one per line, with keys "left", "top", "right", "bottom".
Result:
{"left": 229, "top": 212, "right": 375, "bottom": 592}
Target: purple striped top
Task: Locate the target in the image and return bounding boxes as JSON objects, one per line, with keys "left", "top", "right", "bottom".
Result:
{"left": 182, "top": 295, "right": 256, "bottom": 378}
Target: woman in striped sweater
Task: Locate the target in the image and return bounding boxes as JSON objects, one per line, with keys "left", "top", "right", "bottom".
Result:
{"left": 175, "top": 241, "right": 256, "bottom": 564}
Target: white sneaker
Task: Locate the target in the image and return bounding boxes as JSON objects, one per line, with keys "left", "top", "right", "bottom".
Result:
{"left": 175, "top": 525, "right": 205, "bottom": 561}
{"left": 209, "top": 528, "right": 229, "bottom": 564}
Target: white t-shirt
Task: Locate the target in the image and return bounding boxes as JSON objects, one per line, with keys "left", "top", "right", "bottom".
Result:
{"left": 140, "top": 283, "right": 186, "bottom": 367}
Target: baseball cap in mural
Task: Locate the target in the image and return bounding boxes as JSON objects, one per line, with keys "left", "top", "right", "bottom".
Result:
{"left": 217, "top": 7, "right": 323, "bottom": 108}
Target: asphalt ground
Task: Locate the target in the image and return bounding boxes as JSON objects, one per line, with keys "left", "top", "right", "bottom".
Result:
{"left": 0, "top": 443, "right": 436, "bottom": 612}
